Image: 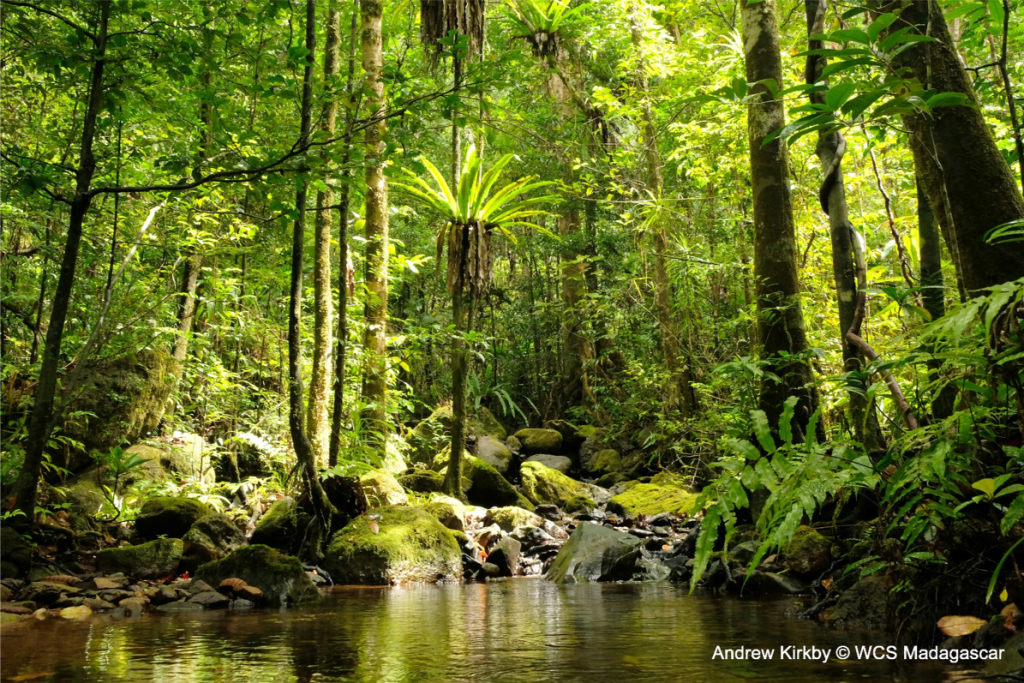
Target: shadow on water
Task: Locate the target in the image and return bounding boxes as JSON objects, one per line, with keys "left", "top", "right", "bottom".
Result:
{"left": 0, "top": 581, "right": 961, "bottom": 682}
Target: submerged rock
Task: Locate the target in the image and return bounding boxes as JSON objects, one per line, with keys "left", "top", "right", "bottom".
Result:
{"left": 195, "top": 545, "right": 320, "bottom": 606}
{"left": 519, "top": 461, "right": 594, "bottom": 512}
{"left": 524, "top": 454, "right": 573, "bottom": 475}
{"left": 325, "top": 506, "right": 461, "bottom": 585}
{"left": 96, "top": 538, "right": 183, "bottom": 579}
{"left": 546, "top": 522, "right": 641, "bottom": 583}
{"left": 606, "top": 474, "right": 697, "bottom": 518}
{"left": 513, "top": 428, "right": 563, "bottom": 455}
{"left": 360, "top": 469, "right": 409, "bottom": 508}
{"left": 134, "top": 496, "right": 209, "bottom": 539}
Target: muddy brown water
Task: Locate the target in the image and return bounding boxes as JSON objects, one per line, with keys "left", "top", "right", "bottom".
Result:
{"left": 1, "top": 581, "right": 964, "bottom": 682}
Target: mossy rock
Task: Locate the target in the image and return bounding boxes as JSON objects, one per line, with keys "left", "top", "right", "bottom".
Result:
{"left": 606, "top": 479, "right": 697, "bottom": 518}
{"left": 96, "top": 538, "right": 183, "bottom": 579}
{"left": 513, "top": 428, "right": 563, "bottom": 455}
{"left": 250, "top": 497, "right": 305, "bottom": 553}
{"left": 410, "top": 405, "right": 506, "bottom": 464}
{"left": 462, "top": 456, "right": 533, "bottom": 510}
{"left": 134, "top": 496, "right": 209, "bottom": 539}
{"left": 419, "top": 497, "right": 467, "bottom": 532}
{"left": 431, "top": 445, "right": 473, "bottom": 473}
{"left": 474, "top": 436, "right": 513, "bottom": 474}
{"left": 1, "top": 527, "right": 33, "bottom": 576}
{"left": 595, "top": 472, "right": 627, "bottom": 488}
{"left": 484, "top": 506, "right": 543, "bottom": 532}
{"left": 519, "top": 461, "right": 593, "bottom": 512}
{"left": 782, "top": 526, "right": 831, "bottom": 577}
{"left": 587, "top": 449, "right": 622, "bottom": 476}
{"left": 181, "top": 513, "right": 247, "bottom": 572}
{"left": 474, "top": 407, "right": 507, "bottom": 440}
{"left": 196, "top": 544, "right": 320, "bottom": 606}
{"left": 360, "top": 469, "right": 409, "bottom": 508}
{"left": 325, "top": 506, "right": 461, "bottom": 584}
{"left": 398, "top": 469, "right": 444, "bottom": 493}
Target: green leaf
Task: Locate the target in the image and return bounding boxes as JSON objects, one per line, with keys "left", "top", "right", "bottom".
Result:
{"left": 926, "top": 92, "right": 969, "bottom": 109}
{"left": 1002, "top": 493, "right": 1024, "bottom": 535}
{"left": 988, "top": 0, "right": 1005, "bottom": 28}
{"left": 825, "top": 82, "right": 858, "bottom": 111}
{"left": 829, "top": 28, "right": 871, "bottom": 45}
{"left": 779, "top": 395, "right": 799, "bottom": 445}
{"left": 751, "top": 410, "right": 775, "bottom": 453}
{"left": 972, "top": 478, "right": 996, "bottom": 500}
{"left": 867, "top": 13, "right": 898, "bottom": 42}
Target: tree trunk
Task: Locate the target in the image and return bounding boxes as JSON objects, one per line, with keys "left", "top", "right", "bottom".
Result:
{"left": 308, "top": 1, "right": 342, "bottom": 466}
{"left": 443, "top": 282, "right": 467, "bottom": 499}
{"left": 740, "top": 0, "right": 816, "bottom": 433}
{"left": 884, "top": 0, "right": 1024, "bottom": 293}
{"left": 360, "top": 0, "right": 390, "bottom": 443}
{"left": 631, "top": 15, "right": 695, "bottom": 417}
{"left": 805, "top": 0, "right": 882, "bottom": 450}
{"left": 11, "top": 0, "right": 110, "bottom": 518}
{"left": 918, "top": 178, "right": 957, "bottom": 421}
{"left": 329, "top": 5, "right": 360, "bottom": 468}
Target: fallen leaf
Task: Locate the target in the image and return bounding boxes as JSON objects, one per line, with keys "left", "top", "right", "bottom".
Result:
{"left": 764, "top": 554, "right": 777, "bottom": 564}
{"left": 937, "top": 615, "right": 988, "bottom": 637}
{"left": 368, "top": 520, "right": 379, "bottom": 535}
{"left": 219, "top": 578, "right": 248, "bottom": 592}
{"left": 8, "top": 672, "right": 55, "bottom": 681}
{"left": 1001, "top": 588, "right": 1009, "bottom": 602}
{"left": 821, "top": 578, "right": 833, "bottom": 591}
{"left": 1001, "top": 604, "right": 1021, "bottom": 618}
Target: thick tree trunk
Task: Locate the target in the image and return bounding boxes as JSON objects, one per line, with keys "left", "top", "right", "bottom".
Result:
{"left": 360, "top": 0, "right": 390, "bottom": 442}
{"left": 884, "top": 0, "right": 1024, "bottom": 293}
{"left": 11, "top": 0, "right": 110, "bottom": 518}
{"left": 805, "top": 0, "right": 881, "bottom": 450}
{"left": 559, "top": 207, "right": 598, "bottom": 412}
{"left": 740, "top": 0, "right": 816, "bottom": 433}
{"left": 308, "top": 2, "right": 342, "bottom": 466}
{"left": 631, "top": 15, "right": 695, "bottom": 417}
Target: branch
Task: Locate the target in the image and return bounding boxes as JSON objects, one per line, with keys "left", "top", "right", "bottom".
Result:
{"left": 0, "top": 246, "right": 40, "bottom": 259}
{"left": 0, "top": 0, "right": 96, "bottom": 41}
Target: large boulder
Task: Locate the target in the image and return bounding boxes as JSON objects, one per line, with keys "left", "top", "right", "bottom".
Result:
{"left": 181, "top": 513, "right": 247, "bottom": 572}
{"left": 409, "top": 406, "right": 507, "bottom": 464}
{"left": 249, "top": 497, "right": 311, "bottom": 555}
{"left": 462, "top": 457, "right": 532, "bottom": 509}
{"left": 419, "top": 497, "right": 467, "bottom": 532}
{"left": 325, "top": 506, "right": 461, "bottom": 584}
{"left": 544, "top": 420, "right": 585, "bottom": 451}
{"left": 484, "top": 506, "right": 543, "bottom": 533}
{"left": 96, "top": 538, "right": 183, "bottom": 579}
{"left": 513, "top": 428, "right": 563, "bottom": 455}
{"left": 519, "top": 461, "right": 594, "bottom": 512}
{"left": 825, "top": 576, "right": 888, "bottom": 630}
{"left": 474, "top": 436, "right": 513, "bottom": 474}
{"left": 195, "top": 544, "right": 320, "bottom": 606}
{"left": 360, "top": 469, "right": 409, "bottom": 508}
{"left": 474, "top": 407, "right": 508, "bottom": 440}
{"left": 606, "top": 473, "right": 697, "bottom": 518}
{"left": 133, "top": 497, "right": 209, "bottom": 539}
{"left": 546, "top": 522, "right": 641, "bottom": 583}
{"left": 60, "top": 349, "right": 179, "bottom": 471}
{"left": 397, "top": 469, "right": 444, "bottom": 493}
{"left": 584, "top": 449, "right": 621, "bottom": 476}
{"left": 782, "top": 526, "right": 831, "bottom": 577}
{"left": 524, "top": 454, "right": 572, "bottom": 475}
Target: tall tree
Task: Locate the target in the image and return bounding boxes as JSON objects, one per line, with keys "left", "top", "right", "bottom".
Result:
{"left": 740, "top": 0, "right": 816, "bottom": 433}
{"left": 360, "top": 0, "right": 390, "bottom": 443}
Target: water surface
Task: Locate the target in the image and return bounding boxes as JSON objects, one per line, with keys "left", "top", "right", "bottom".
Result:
{"left": 1, "top": 581, "right": 958, "bottom": 682}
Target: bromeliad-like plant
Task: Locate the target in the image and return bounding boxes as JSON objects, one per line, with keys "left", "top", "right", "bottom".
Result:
{"left": 505, "top": 0, "right": 587, "bottom": 57}
{"left": 394, "top": 144, "right": 557, "bottom": 497}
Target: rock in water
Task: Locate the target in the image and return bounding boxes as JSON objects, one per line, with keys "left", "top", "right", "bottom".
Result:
{"left": 513, "top": 428, "right": 563, "bottom": 455}
{"left": 606, "top": 474, "right": 697, "bottom": 518}
{"left": 487, "top": 537, "right": 522, "bottom": 577}
{"left": 181, "top": 513, "right": 247, "bottom": 572}
{"left": 250, "top": 497, "right": 306, "bottom": 554}
{"left": 781, "top": 526, "right": 831, "bottom": 577}
{"left": 133, "top": 496, "right": 209, "bottom": 539}
{"left": 545, "top": 522, "right": 641, "bottom": 584}
{"left": 325, "top": 506, "right": 462, "bottom": 585}
{"left": 474, "top": 436, "right": 513, "bottom": 474}
{"left": 519, "top": 462, "right": 594, "bottom": 512}
{"left": 96, "top": 538, "right": 183, "bottom": 579}
{"left": 825, "top": 575, "right": 888, "bottom": 630}
{"left": 524, "top": 454, "right": 573, "bottom": 475}
{"left": 359, "top": 469, "right": 409, "bottom": 508}
{"left": 195, "top": 545, "right": 320, "bottom": 607}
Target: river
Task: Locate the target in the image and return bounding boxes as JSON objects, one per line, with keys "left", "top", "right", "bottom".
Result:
{"left": 0, "top": 580, "right": 961, "bottom": 682}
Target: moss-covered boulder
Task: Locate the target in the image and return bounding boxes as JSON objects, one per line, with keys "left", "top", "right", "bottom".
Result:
{"left": 586, "top": 449, "right": 622, "bottom": 476}
{"left": 519, "top": 461, "right": 594, "bottom": 512}
{"left": 397, "top": 469, "right": 444, "bottom": 493}
{"left": 409, "top": 405, "right": 507, "bottom": 464}
{"left": 782, "top": 526, "right": 831, "bottom": 577}
{"left": 524, "top": 454, "right": 572, "bottom": 474}
{"left": 546, "top": 522, "right": 641, "bottom": 583}
{"left": 97, "top": 538, "right": 183, "bottom": 579}
{"left": 474, "top": 407, "right": 508, "bottom": 440}
{"left": 360, "top": 469, "right": 409, "bottom": 508}
{"left": 484, "top": 506, "right": 543, "bottom": 532}
{"left": 474, "top": 436, "right": 512, "bottom": 474}
{"left": 606, "top": 474, "right": 697, "bottom": 518}
{"left": 463, "top": 456, "right": 533, "bottom": 510}
{"left": 544, "top": 419, "right": 584, "bottom": 450}
{"left": 195, "top": 544, "right": 320, "bottom": 606}
{"left": 419, "top": 497, "right": 467, "bottom": 532}
{"left": 513, "top": 428, "right": 563, "bottom": 455}
{"left": 181, "top": 513, "right": 247, "bottom": 572}
{"left": 325, "top": 506, "right": 461, "bottom": 584}
{"left": 250, "top": 497, "right": 305, "bottom": 553}
{"left": 134, "top": 496, "right": 209, "bottom": 539}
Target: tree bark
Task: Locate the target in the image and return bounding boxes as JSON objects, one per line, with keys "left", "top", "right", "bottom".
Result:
{"left": 443, "top": 283, "right": 467, "bottom": 499}
{"left": 360, "top": 0, "right": 390, "bottom": 443}
{"left": 308, "top": 1, "right": 341, "bottom": 466}
{"left": 883, "top": 0, "right": 1024, "bottom": 293}
{"left": 917, "top": 178, "right": 956, "bottom": 421}
{"left": 740, "top": 0, "right": 816, "bottom": 433}
{"left": 11, "top": 0, "right": 110, "bottom": 518}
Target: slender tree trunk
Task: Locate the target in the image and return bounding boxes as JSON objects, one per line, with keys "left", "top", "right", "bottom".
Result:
{"left": 360, "top": 0, "right": 390, "bottom": 443}
{"left": 11, "top": 0, "right": 110, "bottom": 518}
{"left": 443, "top": 281, "right": 467, "bottom": 499}
{"left": 308, "top": 2, "right": 342, "bottom": 466}
{"left": 918, "top": 179, "right": 957, "bottom": 421}
{"left": 883, "top": 0, "right": 1024, "bottom": 293}
{"left": 631, "top": 14, "right": 695, "bottom": 417}
{"left": 329, "top": 5, "right": 360, "bottom": 468}
{"left": 805, "top": 0, "right": 882, "bottom": 450}
{"left": 740, "top": 0, "right": 816, "bottom": 434}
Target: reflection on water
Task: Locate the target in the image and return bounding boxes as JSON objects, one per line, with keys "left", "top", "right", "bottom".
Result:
{"left": 1, "top": 581, "right": 956, "bottom": 682}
